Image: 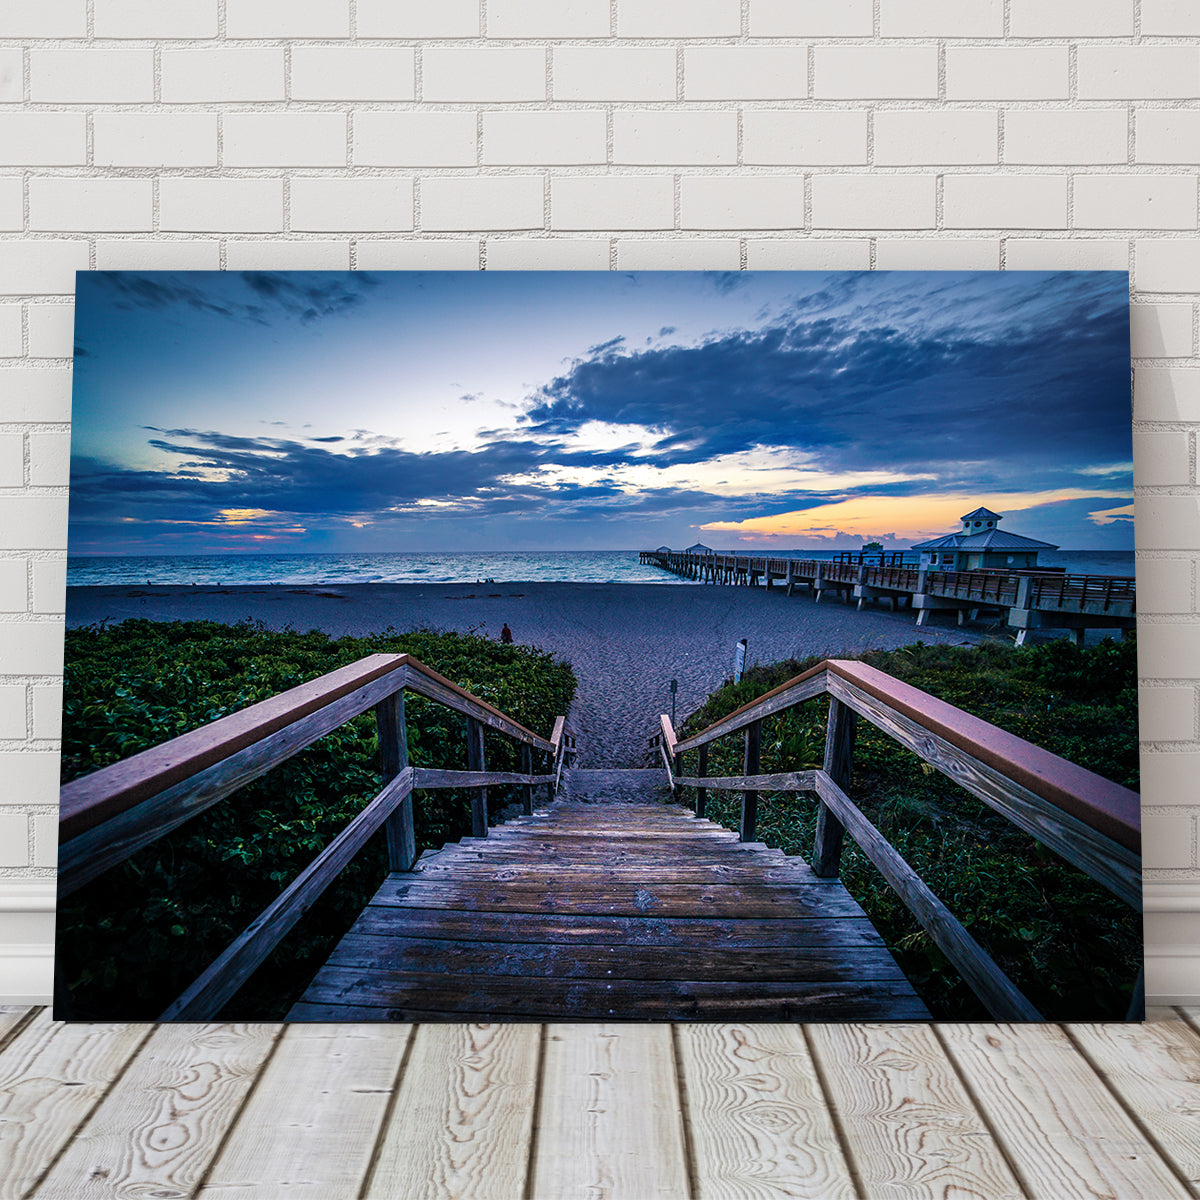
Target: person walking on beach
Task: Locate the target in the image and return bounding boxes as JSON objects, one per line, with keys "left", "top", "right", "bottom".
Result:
{"left": 501, "top": 623, "right": 513, "bottom": 644}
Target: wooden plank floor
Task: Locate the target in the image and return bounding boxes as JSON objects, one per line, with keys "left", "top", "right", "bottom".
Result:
{"left": 1, "top": 1006, "right": 1197, "bottom": 1199}
{"left": 290, "top": 801, "right": 929, "bottom": 1022}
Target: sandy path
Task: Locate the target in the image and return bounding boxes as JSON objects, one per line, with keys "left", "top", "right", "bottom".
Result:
{"left": 67, "top": 581, "right": 988, "bottom": 767}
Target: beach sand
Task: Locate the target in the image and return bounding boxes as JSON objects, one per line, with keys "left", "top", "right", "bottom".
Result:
{"left": 67, "top": 581, "right": 990, "bottom": 767}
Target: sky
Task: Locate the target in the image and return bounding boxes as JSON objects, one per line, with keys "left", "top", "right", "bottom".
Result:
{"left": 67, "top": 269, "right": 1134, "bottom": 556}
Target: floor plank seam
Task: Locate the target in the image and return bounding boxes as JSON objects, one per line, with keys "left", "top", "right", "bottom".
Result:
{"left": 356, "top": 1020, "right": 420, "bottom": 1200}
{"left": 799, "top": 1023, "right": 864, "bottom": 1200}
{"left": 668, "top": 1024, "right": 700, "bottom": 1200}
{"left": 520, "top": 1024, "right": 549, "bottom": 1200}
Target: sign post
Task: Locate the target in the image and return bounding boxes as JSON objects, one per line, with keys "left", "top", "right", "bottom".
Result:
{"left": 734, "top": 638, "right": 747, "bottom": 682}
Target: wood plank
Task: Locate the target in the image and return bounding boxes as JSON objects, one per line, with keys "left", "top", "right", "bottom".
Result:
{"left": 364, "top": 1024, "right": 538, "bottom": 1200}
{"left": 377, "top": 689, "right": 415, "bottom": 873}
{"left": 937, "top": 1022, "right": 1192, "bottom": 1199}
{"left": 1065, "top": 1021, "right": 1200, "bottom": 1193}
{"left": 813, "top": 696, "right": 855, "bottom": 878}
{"left": 0, "top": 1009, "right": 152, "bottom": 1199}
{"left": 0, "top": 1005, "right": 35, "bottom": 1051}
{"left": 675, "top": 771, "right": 819, "bottom": 793}
{"left": 31, "top": 1023, "right": 280, "bottom": 1200}
{"left": 412, "top": 862, "right": 819, "bottom": 884}
{"left": 197, "top": 1024, "right": 414, "bottom": 1200}
{"left": 161, "top": 766, "right": 415, "bottom": 1021}
{"left": 530, "top": 1025, "right": 690, "bottom": 1200}
{"left": 808, "top": 1023, "right": 1024, "bottom": 1200}
{"left": 413, "top": 768, "right": 552, "bottom": 789}
{"left": 676, "top": 1024, "right": 855, "bottom": 1200}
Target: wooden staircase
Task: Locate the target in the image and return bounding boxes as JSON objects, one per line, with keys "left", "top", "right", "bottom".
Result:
{"left": 289, "top": 769, "right": 929, "bottom": 1022}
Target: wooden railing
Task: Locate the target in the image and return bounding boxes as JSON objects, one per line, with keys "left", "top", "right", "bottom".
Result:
{"left": 58, "top": 652, "right": 570, "bottom": 1021}
{"left": 655, "top": 659, "right": 1141, "bottom": 1021}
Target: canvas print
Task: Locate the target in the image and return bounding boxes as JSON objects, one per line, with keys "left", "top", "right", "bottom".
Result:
{"left": 56, "top": 270, "right": 1141, "bottom": 1024}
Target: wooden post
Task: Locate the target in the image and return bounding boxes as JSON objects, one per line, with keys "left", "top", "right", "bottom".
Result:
{"left": 740, "top": 719, "right": 761, "bottom": 842}
{"left": 696, "top": 743, "right": 708, "bottom": 819}
{"left": 467, "top": 716, "right": 488, "bottom": 838}
{"left": 376, "top": 689, "right": 415, "bottom": 872}
{"left": 814, "top": 697, "right": 856, "bottom": 877}
{"left": 520, "top": 743, "right": 534, "bottom": 815}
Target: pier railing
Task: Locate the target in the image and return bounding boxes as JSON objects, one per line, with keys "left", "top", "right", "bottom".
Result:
{"left": 58, "top": 652, "right": 570, "bottom": 1021}
{"left": 655, "top": 659, "right": 1140, "bottom": 1021}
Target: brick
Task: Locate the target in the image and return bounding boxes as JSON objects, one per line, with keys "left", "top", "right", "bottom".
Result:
{"left": 0, "top": 435, "right": 21, "bottom": 486}
{"left": 358, "top": 0, "right": 478, "bottom": 36}
{"left": 1078, "top": 47, "right": 1200, "bottom": 100}
{"left": 680, "top": 177, "right": 804, "bottom": 230}
{"left": 1135, "top": 431, "right": 1191, "bottom": 486}
{"left": 32, "top": 684, "right": 62, "bottom": 739}
{"left": 0, "top": 500, "right": 66, "bottom": 549}
{"left": 1140, "top": 750, "right": 1200, "bottom": 805}
{"left": 421, "top": 176, "right": 543, "bottom": 232}
{"left": 1132, "top": 559, "right": 1190, "bottom": 614}
{"left": 0, "top": 560, "right": 25, "bottom": 611}
{"left": 553, "top": 48, "right": 676, "bottom": 101}
{"left": 551, "top": 176, "right": 674, "bottom": 231}
{"left": 31, "top": 179, "right": 152, "bottom": 233}
{"left": 615, "top": 240, "right": 741, "bottom": 270}
{"left": 162, "top": 49, "right": 285, "bottom": 103}
{"left": 95, "top": 0, "right": 218, "bottom": 37}
{"left": 95, "top": 241, "right": 220, "bottom": 270}
{"left": 1137, "top": 240, "right": 1200, "bottom": 293}
{"left": 1134, "top": 368, "right": 1200, "bottom": 421}
{"left": 812, "top": 176, "right": 936, "bottom": 230}
{"left": 1009, "top": 0, "right": 1133, "bottom": 36}
{"left": 1004, "top": 109, "right": 1127, "bottom": 166}
{"left": 0, "top": 114, "right": 85, "bottom": 166}
{"left": 1004, "top": 239, "right": 1128, "bottom": 270}
{"left": 0, "top": 815, "right": 28, "bottom": 867}
{"left": 613, "top": 111, "right": 738, "bottom": 166}
{"left": 748, "top": 235, "right": 874, "bottom": 269}
{"left": 0, "top": 245, "right": 86, "bottom": 297}
{"left": 483, "top": 111, "right": 607, "bottom": 166}
{"left": 0, "top": 51, "right": 21, "bottom": 105}
{"left": 160, "top": 178, "right": 282, "bottom": 233}
{"left": 423, "top": 49, "right": 546, "bottom": 103}
{"left": 0, "top": 370, "right": 72, "bottom": 421}
{"left": 750, "top": 0, "right": 871, "bottom": 36}
{"left": 34, "top": 814, "right": 57, "bottom": 867}
{"left": 0, "top": 754, "right": 59, "bottom": 805}
{"left": 814, "top": 47, "right": 937, "bottom": 100}
{"left": 1136, "top": 497, "right": 1200, "bottom": 550}
{"left": 290, "top": 178, "right": 413, "bottom": 233}
{"left": 31, "top": 50, "right": 153, "bottom": 104}
{"left": 357, "top": 241, "right": 480, "bottom": 270}
{"left": 1137, "top": 110, "right": 1200, "bottom": 165}
{"left": 225, "top": 242, "right": 350, "bottom": 270}
{"left": 290, "top": 48, "right": 415, "bottom": 102}
{"left": 492, "top": 0, "right": 609, "bottom": 37}
{"left": 0, "top": 622, "right": 65, "bottom": 671}
{"left": 742, "top": 111, "right": 866, "bottom": 165}
{"left": 1142, "top": 813, "right": 1194, "bottom": 868}
{"left": 29, "top": 433, "right": 70, "bottom": 487}
{"left": 485, "top": 239, "right": 609, "bottom": 270}
{"left": 356, "top": 112, "right": 476, "bottom": 167}
{"left": 31, "top": 560, "right": 65, "bottom": 613}
{"left": 945, "top": 48, "right": 1069, "bottom": 100}
{"left": 0, "top": 686, "right": 23, "bottom": 739}
{"left": 1131, "top": 304, "right": 1194, "bottom": 359}
{"left": 225, "top": 0, "right": 349, "bottom": 38}
{"left": 874, "top": 110, "right": 997, "bottom": 166}
{"left": 875, "top": 239, "right": 1001, "bottom": 270}
{"left": 1139, "top": 686, "right": 1196, "bottom": 741}
{"left": 0, "top": 307, "right": 20, "bottom": 356}
{"left": 0, "top": 0, "right": 85, "bottom": 37}
{"left": 1141, "top": 0, "right": 1200, "bottom": 36}
{"left": 93, "top": 113, "right": 218, "bottom": 168}
{"left": 879, "top": 0, "right": 1002, "bottom": 37}
{"left": 618, "top": 0, "right": 739, "bottom": 37}
{"left": 27, "top": 304, "right": 74, "bottom": 358}
{"left": 686, "top": 48, "right": 809, "bottom": 101}
{"left": 0, "top": 179, "right": 20, "bottom": 231}
{"left": 223, "top": 114, "right": 347, "bottom": 168}
{"left": 1143, "top": 623, "right": 1200, "bottom": 673}
{"left": 943, "top": 175, "right": 1068, "bottom": 229}
{"left": 1075, "top": 175, "right": 1197, "bottom": 231}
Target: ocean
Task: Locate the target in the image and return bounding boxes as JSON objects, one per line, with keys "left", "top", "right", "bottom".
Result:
{"left": 66, "top": 548, "right": 1137, "bottom": 588}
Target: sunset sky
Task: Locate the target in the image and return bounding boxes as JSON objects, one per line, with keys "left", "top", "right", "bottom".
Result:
{"left": 67, "top": 269, "right": 1133, "bottom": 556}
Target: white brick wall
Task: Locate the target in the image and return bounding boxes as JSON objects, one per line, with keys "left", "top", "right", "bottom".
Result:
{"left": 0, "top": 2, "right": 1196, "bottom": 1005}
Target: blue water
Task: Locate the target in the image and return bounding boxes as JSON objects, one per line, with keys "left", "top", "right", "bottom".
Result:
{"left": 66, "top": 548, "right": 1136, "bottom": 588}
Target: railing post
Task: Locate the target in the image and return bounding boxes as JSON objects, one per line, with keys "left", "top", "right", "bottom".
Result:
{"left": 814, "top": 697, "right": 856, "bottom": 877}
{"left": 467, "top": 716, "right": 488, "bottom": 837}
{"left": 696, "top": 743, "right": 708, "bottom": 819}
{"left": 520, "top": 743, "right": 534, "bottom": 815}
{"left": 376, "top": 689, "right": 416, "bottom": 872}
{"left": 741, "top": 719, "right": 761, "bottom": 842}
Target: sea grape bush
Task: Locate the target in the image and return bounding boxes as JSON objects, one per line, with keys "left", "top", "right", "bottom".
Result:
{"left": 58, "top": 619, "right": 576, "bottom": 1020}
{"left": 679, "top": 638, "right": 1140, "bottom": 1020}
